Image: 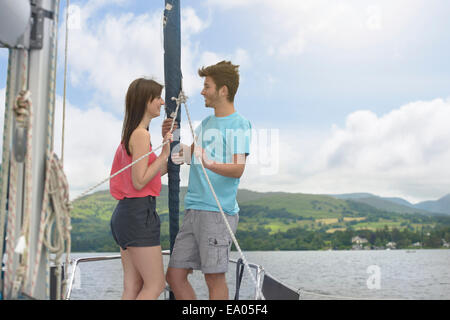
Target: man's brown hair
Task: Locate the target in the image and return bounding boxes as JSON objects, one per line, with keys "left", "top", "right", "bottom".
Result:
{"left": 198, "top": 61, "right": 240, "bottom": 102}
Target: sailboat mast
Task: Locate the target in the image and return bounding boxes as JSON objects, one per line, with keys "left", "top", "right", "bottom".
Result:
{"left": 163, "top": 0, "right": 181, "bottom": 254}
{"left": 0, "top": 0, "right": 60, "bottom": 300}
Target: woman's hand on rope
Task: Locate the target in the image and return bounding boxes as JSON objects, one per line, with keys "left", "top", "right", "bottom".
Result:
{"left": 161, "top": 130, "right": 174, "bottom": 159}
{"left": 171, "top": 143, "right": 192, "bottom": 165}
{"left": 162, "top": 118, "right": 178, "bottom": 137}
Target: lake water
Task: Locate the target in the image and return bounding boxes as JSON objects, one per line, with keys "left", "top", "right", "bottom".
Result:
{"left": 67, "top": 249, "right": 450, "bottom": 300}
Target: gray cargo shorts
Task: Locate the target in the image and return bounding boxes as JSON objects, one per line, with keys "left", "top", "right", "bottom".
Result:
{"left": 168, "top": 209, "right": 239, "bottom": 274}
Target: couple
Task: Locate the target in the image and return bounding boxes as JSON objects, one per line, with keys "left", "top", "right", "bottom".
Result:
{"left": 109, "top": 61, "right": 252, "bottom": 300}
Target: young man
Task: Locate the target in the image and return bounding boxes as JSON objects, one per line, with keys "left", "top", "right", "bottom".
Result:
{"left": 163, "top": 61, "right": 251, "bottom": 300}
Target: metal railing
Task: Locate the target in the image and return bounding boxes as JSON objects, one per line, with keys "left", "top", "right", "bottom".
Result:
{"left": 64, "top": 250, "right": 265, "bottom": 300}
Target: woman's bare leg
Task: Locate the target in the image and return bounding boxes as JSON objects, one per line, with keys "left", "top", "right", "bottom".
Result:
{"left": 120, "top": 248, "right": 143, "bottom": 300}
{"left": 128, "top": 246, "right": 165, "bottom": 300}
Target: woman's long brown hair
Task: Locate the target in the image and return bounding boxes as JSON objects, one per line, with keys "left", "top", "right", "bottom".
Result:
{"left": 121, "top": 78, "right": 163, "bottom": 155}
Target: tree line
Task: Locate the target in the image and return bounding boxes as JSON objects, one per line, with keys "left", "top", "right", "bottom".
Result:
{"left": 232, "top": 225, "right": 450, "bottom": 251}
{"left": 71, "top": 223, "right": 450, "bottom": 252}
{"left": 70, "top": 201, "right": 450, "bottom": 252}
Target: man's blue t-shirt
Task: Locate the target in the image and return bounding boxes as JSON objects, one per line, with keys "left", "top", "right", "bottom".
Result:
{"left": 184, "top": 112, "right": 251, "bottom": 215}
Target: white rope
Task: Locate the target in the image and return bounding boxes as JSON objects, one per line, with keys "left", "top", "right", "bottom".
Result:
{"left": 0, "top": 49, "right": 16, "bottom": 299}
{"left": 64, "top": 88, "right": 264, "bottom": 298}
{"left": 179, "top": 93, "right": 265, "bottom": 300}
{"left": 33, "top": 0, "right": 63, "bottom": 299}
{"left": 5, "top": 49, "right": 31, "bottom": 300}
{"left": 11, "top": 87, "right": 34, "bottom": 300}
{"left": 38, "top": 153, "right": 71, "bottom": 299}
{"left": 4, "top": 137, "right": 18, "bottom": 299}
{"left": 61, "top": 0, "right": 70, "bottom": 165}
{"left": 73, "top": 90, "right": 264, "bottom": 298}
{"left": 10, "top": 0, "right": 62, "bottom": 299}
{"left": 71, "top": 97, "right": 181, "bottom": 204}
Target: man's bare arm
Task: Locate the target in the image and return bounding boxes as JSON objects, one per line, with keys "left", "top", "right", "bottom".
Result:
{"left": 201, "top": 153, "right": 247, "bottom": 179}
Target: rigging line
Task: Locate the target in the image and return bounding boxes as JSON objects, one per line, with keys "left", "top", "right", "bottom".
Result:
{"left": 0, "top": 48, "right": 15, "bottom": 297}
{"left": 70, "top": 103, "right": 180, "bottom": 204}
{"left": 181, "top": 96, "right": 265, "bottom": 300}
{"left": 12, "top": 88, "right": 34, "bottom": 300}
{"left": 61, "top": 0, "right": 70, "bottom": 165}
{"left": 22, "top": 0, "right": 64, "bottom": 299}
{"left": 9, "top": 49, "right": 32, "bottom": 300}
{"left": 1, "top": 49, "right": 20, "bottom": 299}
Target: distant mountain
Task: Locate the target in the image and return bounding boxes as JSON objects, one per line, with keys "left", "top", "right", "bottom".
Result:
{"left": 383, "top": 197, "right": 415, "bottom": 208}
{"left": 70, "top": 186, "right": 450, "bottom": 252}
{"left": 237, "top": 189, "right": 292, "bottom": 203}
{"left": 329, "top": 193, "right": 446, "bottom": 215}
{"left": 415, "top": 194, "right": 450, "bottom": 215}
{"left": 331, "top": 193, "right": 376, "bottom": 200}
{"left": 74, "top": 187, "right": 450, "bottom": 216}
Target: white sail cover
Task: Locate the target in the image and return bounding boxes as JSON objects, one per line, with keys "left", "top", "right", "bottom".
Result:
{"left": 0, "top": 0, "right": 31, "bottom": 47}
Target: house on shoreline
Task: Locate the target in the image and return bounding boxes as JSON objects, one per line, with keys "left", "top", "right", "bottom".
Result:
{"left": 351, "top": 236, "right": 400, "bottom": 250}
{"left": 352, "top": 236, "right": 369, "bottom": 250}
{"left": 386, "top": 242, "right": 397, "bottom": 250}
{"left": 443, "top": 239, "right": 450, "bottom": 248}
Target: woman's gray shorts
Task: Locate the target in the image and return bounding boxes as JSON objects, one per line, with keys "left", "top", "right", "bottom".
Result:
{"left": 110, "top": 196, "right": 160, "bottom": 250}
{"left": 168, "top": 209, "right": 239, "bottom": 274}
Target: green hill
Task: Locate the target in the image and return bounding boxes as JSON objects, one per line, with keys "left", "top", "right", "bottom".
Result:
{"left": 416, "top": 194, "right": 450, "bottom": 215}
{"left": 70, "top": 186, "right": 450, "bottom": 252}
{"left": 341, "top": 196, "right": 429, "bottom": 215}
{"left": 332, "top": 193, "right": 450, "bottom": 216}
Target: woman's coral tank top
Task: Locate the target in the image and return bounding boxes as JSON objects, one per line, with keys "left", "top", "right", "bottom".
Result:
{"left": 109, "top": 143, "right": 161, "bottom": 200}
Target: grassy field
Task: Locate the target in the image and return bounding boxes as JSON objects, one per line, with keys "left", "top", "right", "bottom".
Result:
{"left": 70, "top": 188, "right": 449, "bottom": 251}
{"left": 243, "top": 193, "right": 352, "bottom": 219}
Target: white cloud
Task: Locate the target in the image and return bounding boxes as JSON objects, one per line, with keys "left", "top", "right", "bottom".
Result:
{"left": 61, "top": 9, "right": 165, "bottom": 113}
{"left": 61, "top": 3, "right": 216, "bottom": 113}
{"left": 5, "top": 1, "right": 446, "bottom": 205}
{"left": 0, "top": 87, "right": 120, "bottom": 201}
{"left": 3, "top": 84, "right": 449, "bottom": 203}
{"left": 182, "top": 7, "right": 209, "bottom": 36}
{"left": 319, "top": 99, "right": 450, "bottom": 175}
{"left": 0, "top": 82, "right": 200, "bottom": 199}
{"left": 53, "top": 92, "right": 204, "bottom": 199}
{"left": 240, "top": 98, "right": 450, "bottom": 203}
{"left": 53, "top": 95, "right": 122, "bottom": 199}
{"left": 198, "top": 48, "right": 250, "bottom": 70}
{"left": 207, "top": 0, "right": 425, "bottom": 58}
{"left": 52, "top": 2, "right": 257, "bottom": 198}
{"left": 206, "top": 0, "right": 258, "bottom": 10}
{"left": 232, "top": 48, "right": 250, "bottom": 68}
{"left": 366, "top": 5, "right": 383, "bottom": 31}
{"left": 180, "top": 7, "right": 211, "bottom": 96}
{"left": 75, "top": 0, "right": 127, "bottom": 18}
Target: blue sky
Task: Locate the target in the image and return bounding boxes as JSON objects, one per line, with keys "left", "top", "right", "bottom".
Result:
{"left": 1, "top": 0, "right": 450, "bottom": 202}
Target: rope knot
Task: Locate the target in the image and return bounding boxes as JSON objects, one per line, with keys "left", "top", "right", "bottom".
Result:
{"left": 171, "top": 90, "right": 188, "bottom": 115}
{"left": 14, "top": 90, "right": 32, "bottom": 127}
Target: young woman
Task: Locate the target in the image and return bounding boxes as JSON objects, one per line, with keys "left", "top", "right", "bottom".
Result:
{"left": 109, "top": 78, "right": 173, "bottom": 300}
